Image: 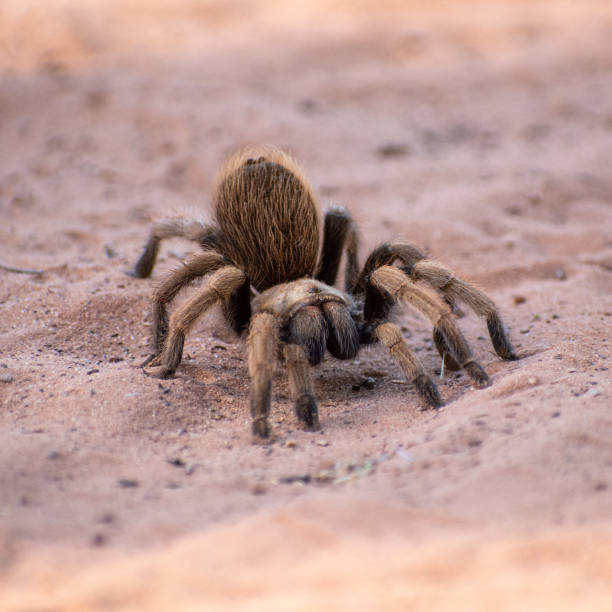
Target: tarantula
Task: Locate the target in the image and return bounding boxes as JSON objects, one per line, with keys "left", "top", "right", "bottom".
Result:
{"left": 129, "top": 148, "right": 517, "bottom": 438}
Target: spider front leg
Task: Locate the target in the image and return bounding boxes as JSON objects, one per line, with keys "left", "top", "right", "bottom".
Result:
{"left": 284, "top": 300, "right": 359, "bottom": 431}
{"left": 249, "top": 309, "right": 323, "bottom": 438}
{"left": 248, "top": 312, "right": 279, "bottom": 438}
{"left": 283, "top": 343, "right": 319, "bottom": 431}
{"left": 148, "top": 265, "right": 246, "bottom": 378}
{"left": 368, "top": 265, "right": 490, "bottom": 389}
{"left": 141, "top": 251, "right": 227, "bottom": 366}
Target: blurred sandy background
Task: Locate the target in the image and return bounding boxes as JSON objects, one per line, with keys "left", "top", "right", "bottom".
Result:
{"left": 1, "top": 1, "right": 612, "bottom": 609}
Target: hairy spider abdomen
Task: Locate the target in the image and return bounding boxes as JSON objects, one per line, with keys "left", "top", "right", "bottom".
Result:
{"left": 214, "top": 149, "right": 320, "bottom": 292}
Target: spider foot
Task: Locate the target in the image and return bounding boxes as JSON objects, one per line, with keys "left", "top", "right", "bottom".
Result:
{"left": 252, "top": 417, "right": 272, "bottom": 440}
{"left": 140, "top": 353, "right": 162, "bottom": 368}
{"left": 464, "top": 361, "right": 490, "bottom": 388}
{"left": 414, "top": 374, "right": 443, "bottom": 409}
{"left": 486, "top": 315, "right": 519, "bottom": 361}
{"left": 125, "top": 268, "right": 145, "bottom": 279}
{"left": 143, "top": 365, "right": 175, "bottom": 379}
{"left": 295, "top": 394, "right": 320, "bottom": 431}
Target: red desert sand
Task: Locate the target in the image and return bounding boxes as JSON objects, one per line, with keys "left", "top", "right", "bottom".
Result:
{"left": 1, "top": 1, "right": 611, "bottom": 609}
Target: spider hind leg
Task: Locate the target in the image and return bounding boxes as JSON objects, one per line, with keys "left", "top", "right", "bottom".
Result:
{"left": 128, "top": 217, "right": 217, "bottom": 279}
{"left": 410, "top": 259, "right": 518, "bottom": 361}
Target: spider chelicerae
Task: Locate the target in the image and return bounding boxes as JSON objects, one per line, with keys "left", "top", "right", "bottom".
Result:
{"left": 129, "top": 148, "right": 517, "bottom": 438}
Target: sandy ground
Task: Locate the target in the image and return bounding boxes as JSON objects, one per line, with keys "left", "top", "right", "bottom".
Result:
{"left": 1, "top": 0, "right": 612, "bottom": 609}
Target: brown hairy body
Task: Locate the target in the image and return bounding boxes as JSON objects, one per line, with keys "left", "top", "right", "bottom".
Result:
{"left": 215, "top": 150, "right": 320, "bottom": 291}
{"left": 129, "top": 147, "right": 518, "bottom": 439}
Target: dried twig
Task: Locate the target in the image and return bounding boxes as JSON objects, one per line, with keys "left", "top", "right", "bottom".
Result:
{"left": 0, "top": 261, "right": 44, "bottom": 275}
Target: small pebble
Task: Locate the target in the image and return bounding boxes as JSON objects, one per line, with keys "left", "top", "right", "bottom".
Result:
{"left": 585, "top": 388, "right": 601, "bottom": 398}
{"left": 167, "top": 457, "right": 186, "bottom": 467}
{"left": 285, "top": 440, "right": 297, "bottom": 449}
{"left": 513, "top": 295, "right": 527, "bottom": 305}
{"left": 117, "top": 479, "right": 139, "bottom": 488}
{"left": 0, "top": 373, "right": 13, "bottom": 383}
{"left": 363, "top": 376, "right": 376, "bottom": 390}
{"left": 555, "top": 268, "right": 567, "bottom": 280}
{"left": 103, "top": 244, "right": 118, "bottom": 259}
{"left": 279, "top": 474, "right": 311, "bottom": 485}
{"left": 377, "top": 143, "right": 410, "bottom": 158}
{"left": 99, "top": 513, "right": 116, "bottom": 524}
{"left": 91, "top": 533, "right": 107, "bottom": 547}
{"left": 316, "top": 440, "right": 329, "bottom": 447}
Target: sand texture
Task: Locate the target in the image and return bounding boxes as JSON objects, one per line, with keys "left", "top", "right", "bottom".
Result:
{"left": 1, "top": 1, "right": 612, "bottom": 609}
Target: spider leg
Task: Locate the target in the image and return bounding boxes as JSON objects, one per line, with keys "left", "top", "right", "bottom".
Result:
{"left": 354, "top": 242, "right": 517, "bottom": 361}
{"left": 128, "top": 217, "right": 218, "bottom": 278}
{"left": 283, "top": 343, "right": 319, "bottom": 430}
{"left": 321, "top": 301, "right": 360, "bottom": 360}
{"left": 409, "top": 259, "right": 517, "bottom": 361}
{"left": 316, "top": 206, "right": 360, "bottom": 293}
{"left": 369, "top": 265, "right": 490, "bottom": 388}
{"left": 146, "top": 251, "right": 227, "bottom": 362}
{"left": 151, "top": 265, "right": 246, "bottom": 378}
{"left": 288, "top": 305, "right": 329, "bottom": 366}
{"left": 353, "top": 242, "right": 426, "bottom": 295}
{"left": 248, "top": 312, "right": 279, "bottom": 439}
{"left": 375, "top": 322, "right": 442, "bottom": 408}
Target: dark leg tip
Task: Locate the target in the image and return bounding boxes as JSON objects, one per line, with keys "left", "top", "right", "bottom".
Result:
{"left": 486, "top": 315, "right": 518, "bottom": 362}
{"left": 252, "top": 417, "right": 271, "bottom": 440}
{"left": 139, "top": 353, "right": 161, "bottom": 368}
{"left": 142, "top": 365, "right": 175, "bottom": 379}
{"left": 125, "top": 268, "right": 147, "bottom": 279}
{"left": 414, "top": 374, "right": 443, "bottom": 409}
{"left": 295, "top": 394, "right": 320, "bottom": 431}
{"left": 464, "top": 361, "right": 490, "bottom": 388}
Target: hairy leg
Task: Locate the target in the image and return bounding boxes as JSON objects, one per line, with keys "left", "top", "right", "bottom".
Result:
{"left": 321, "top": 301, "right": 359, "bottom": 360}
{"left": 353, "top": 242, "right": 426, "bottom": 295}
{"left": 316, "top": 206, "right": 360, "bottom": 293}
{"left": 369, "top": 266, "right": 489, "bottom": 387}
{"left": 222, "top": 276, "right": 252, "bottom": 334}
{"left": 283, "top": 343, "right": 319, "bottom": 430}
{"left": 409, "top": 259, "right": 517, "bottom": 361}
{"left": 288, "top": 305, "right": 329, "bottom": 366}
{"left": 128, "top": 217, "right": 218, "bottom": 278}
{"left": 248, "top": 312, "right": 279, "bottom": 438}
{"left": 152, "top": 266, "right": 246, "bottom": 378}
{"left": 144, "top": 251, "right": 226, "bottom": 363}
{"left": 376, "top": 322, "right": 442, "bottom": 407}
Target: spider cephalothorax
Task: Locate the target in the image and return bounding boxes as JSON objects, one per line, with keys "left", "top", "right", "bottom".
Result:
{"left": 130, "top": 147, "right": 517, "bottom": 438}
